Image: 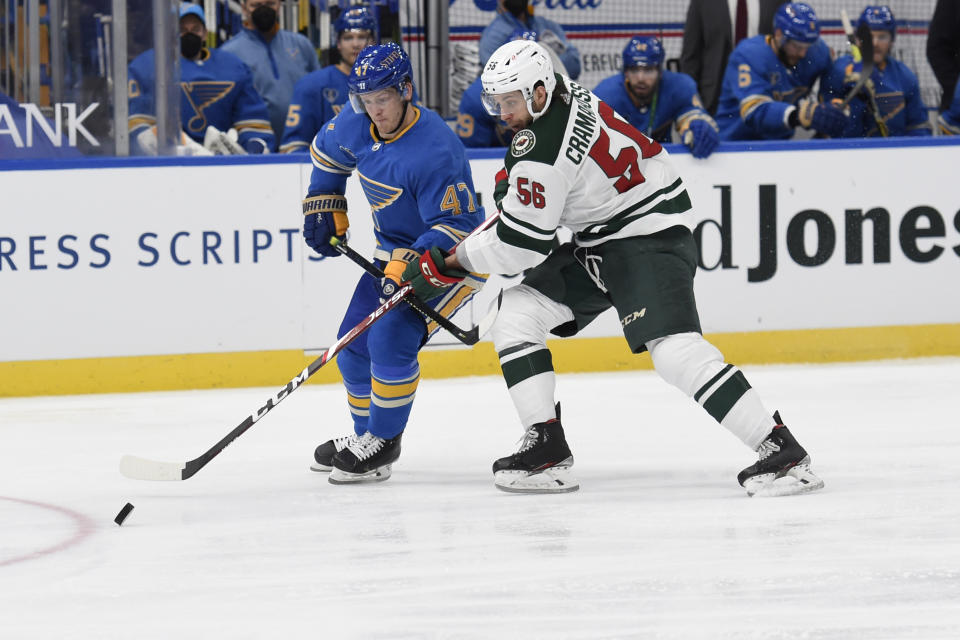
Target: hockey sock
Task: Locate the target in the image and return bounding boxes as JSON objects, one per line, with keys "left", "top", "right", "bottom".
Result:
{"left": 649, "top": 333, "right": 774, "bottom": 449}
{"left": 498, "top": 342, "right": 558, "bottom": 427}
{"left": 337, "top": 346, "right": 372, "bottom": 434}
{"left": 692, "top": 365, "right": 774, "bottom": 450}
{"left": 368, "top": 361, "right": 420, "bottom": 440}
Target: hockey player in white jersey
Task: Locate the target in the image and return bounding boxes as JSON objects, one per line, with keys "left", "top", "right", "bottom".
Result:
{"left": 402, "top": 40, "right": 824, "bottom": 498}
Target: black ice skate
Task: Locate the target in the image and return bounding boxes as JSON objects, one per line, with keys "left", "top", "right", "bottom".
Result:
{"left": 492, "top": 410, "right": 578, "bottom": 494}
{"left": 310, "top": 433, "right": 359, "bottom": 472}
{"left": 329, "top": 432, "right": 402, "bottom": 484}
{"left": 738, "top": 411, "right": 824, "bottom": 497}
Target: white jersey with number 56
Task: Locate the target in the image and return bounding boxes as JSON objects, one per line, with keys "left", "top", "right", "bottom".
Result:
{"left": 457, "top": 75, "right": 694, "bottom": 276}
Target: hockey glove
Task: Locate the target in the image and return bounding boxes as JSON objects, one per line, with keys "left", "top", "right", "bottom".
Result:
{"left": 539, "top": 29, "right": 567, "bottom": 55}
{"left": 842, "top": 62, "right": 876, "bottom": 100}
{"left": 683, "top": 118, "right": 720, "bottom": 159}
{"left": 203, "top": 126, "right": 247, "bottom": 155}
{"left": 794, "top": 99, "right": 848, "bottom": 138}
{"left": 401, "top": 247, "right": 469, "bottom": 301}
{"left": 302, "top": 194, "right": 349, "bottom": 258}
{"left": 380, "top": 248, "right": 421, "bottom": 299}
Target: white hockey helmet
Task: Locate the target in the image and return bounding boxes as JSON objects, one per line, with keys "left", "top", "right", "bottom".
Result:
{"left": 480, "top": 39, "right": 557, "bottom": 122}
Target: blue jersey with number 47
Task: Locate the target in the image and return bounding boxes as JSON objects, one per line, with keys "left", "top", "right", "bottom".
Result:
{"left": 307, "top": 104, "right": 485, "bottom": 257}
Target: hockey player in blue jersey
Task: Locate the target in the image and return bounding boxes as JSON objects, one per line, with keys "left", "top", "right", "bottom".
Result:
{"left": 821, "top": 6, "right": 931, "bottom": 137}
{"left": 302, "top": 43, "right": 486, "bottom": 484}
{"left": 279, "top": 6, "right": 378, "bottom": 153}
{"left": 716, "top": 2, "right": 848, "bottom": 141}
{"left": 593, "top": 36, "right": 720, "bottom": 159}
{"left": 457, "top": 75, "right": 516, "bottom": 148}
{"left": 128, "top": 3, "right": 274, "bottom": 154}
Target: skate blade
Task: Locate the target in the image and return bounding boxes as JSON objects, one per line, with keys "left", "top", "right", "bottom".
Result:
{"left": 310, "top": 462, "right": 333, "bottom": 472}
{"left": 494, "top": 465, "right": 580, "bottom": 494}
{"left": 745, "top": 465, "right": 824, "bottom": 497}
{"left": 328, "top": 464, "right": 392, "bottom": 485}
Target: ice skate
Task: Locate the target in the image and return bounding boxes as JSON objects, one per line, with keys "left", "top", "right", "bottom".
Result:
{"left": 738, "top": 411, "right": 824, "bottom": 497}
{"left": 328, "top": 432, "right": 402, "bottom": 484}
{"left": 493, "top": 414, "right": 579, "bottom": 494}
{"left": 310, "top": 433, "right": 359, "bottom": 472}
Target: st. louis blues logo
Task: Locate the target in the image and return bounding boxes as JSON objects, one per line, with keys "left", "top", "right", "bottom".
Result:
{"left": 181, "top": 81, "right": 235, "bottom": 134}
{"left": 358, "top": 171, "right": 403, "bottom": 211}
{"left": 323, "top": 87, "right": 340, "bottom": 104}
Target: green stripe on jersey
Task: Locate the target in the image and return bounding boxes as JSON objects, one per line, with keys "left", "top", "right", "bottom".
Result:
{"left": 497, "top": 219, "right": 555, "bottom": 255}
{"left": 576, "top": 187, "right": 691, "bottom": 243}
{"left": 501, "top": 208, "right": 555, "bottom": 238}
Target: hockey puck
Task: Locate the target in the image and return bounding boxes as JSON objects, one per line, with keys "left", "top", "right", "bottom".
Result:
{"left": 114, "top": 502, "right": 134, "bottom": 526}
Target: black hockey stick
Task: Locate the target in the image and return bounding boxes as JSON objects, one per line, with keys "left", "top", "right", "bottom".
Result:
{"left": 839, "top": 15, "right": 885, "bottom": 138}
{"left": 331, "top": 239, "right": 488, "bottom": 345}
{"left": 842, "top": 14, "right": 888, "bottom": 136}
{"left": 331, "top": 212, "right": 503, "bottom": 345}
{"left": 118, "top": 284, "right": 420, "bottom": 481}
{"left": 119, "top": 217, "right": 503, "bottom": 481}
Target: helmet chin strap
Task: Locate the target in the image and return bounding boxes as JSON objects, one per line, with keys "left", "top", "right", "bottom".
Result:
{"left": 526, "top": 89, "right": 554, "bottom": 123}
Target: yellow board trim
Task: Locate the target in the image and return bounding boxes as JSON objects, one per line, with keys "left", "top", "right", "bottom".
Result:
{"left": 2, "top": 323, "right": 958, "bottom": 398}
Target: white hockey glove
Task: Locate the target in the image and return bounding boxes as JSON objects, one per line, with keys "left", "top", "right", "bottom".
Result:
{"left": 538, "top": 29, "right": 567, "bottom": 56}
{"left": 135, "top": 126, "right": 214, "bottom": 156}
{"left": 203, "top": 126, "right": 247, "bottom": 155}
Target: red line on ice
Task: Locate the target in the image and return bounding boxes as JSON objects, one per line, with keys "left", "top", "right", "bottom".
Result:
{"left": 0, "top": 496, "right": 97, "bottom": 568}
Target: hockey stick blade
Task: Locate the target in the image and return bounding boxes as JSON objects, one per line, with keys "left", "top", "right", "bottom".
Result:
{"left": 119, "top": 455, "right": 186, "bottom": 481}
{"left": 844, "top": 24, "right": 886, "bottom": 135}
{"left": 841, "top": 23, "right": 876, "bottom": 109}
{"left": 118, "top": 285, "right": 417, "bottom": 481}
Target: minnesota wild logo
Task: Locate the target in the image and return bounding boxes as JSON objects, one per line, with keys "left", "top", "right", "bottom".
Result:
{"left": 511, "top": 129, "right": 536, "bottom": 157}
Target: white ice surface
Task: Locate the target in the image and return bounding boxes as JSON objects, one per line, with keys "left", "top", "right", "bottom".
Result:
{"left": 2, "top": 359, "right": 960, "bottom": 639}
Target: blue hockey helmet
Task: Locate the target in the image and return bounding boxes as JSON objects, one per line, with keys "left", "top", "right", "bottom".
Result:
{"left": 509, "top": 27, "right": 539, "bottom": 42}
{"left": 622, "top": 36, "right": 664, "bottom": 69}
{"left": 348, "top": 42, "right": 413, "bottom": 112}
{"left": 774, "top": 2, "right": 820, "bottom": 44}
{"left": 858, "top": 5, "right": 896, "bottom": 40}
{"left": 334, "top": 5, "right": 378, "bottom": 42}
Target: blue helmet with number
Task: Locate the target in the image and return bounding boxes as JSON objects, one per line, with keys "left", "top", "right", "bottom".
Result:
{"left": 858, "top": 5, "right": 896, "bottom": 40}
{"left": 347, "top": 43, "right": 412, "bottom": 111}
{"left": 334, "top": 5, "right": 378, "bottom": 42}
{"left": 774, "top": 2, "right": 820, "bottom": 44}
{"left": 622, "top": 35, "right": 664, "bottom": 69}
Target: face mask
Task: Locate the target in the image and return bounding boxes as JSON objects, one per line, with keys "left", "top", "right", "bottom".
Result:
{"left": 503, "top": 0, "right": 528, "bottom": 17}
{"left": 180, "top": 32, "right": 203, "bottom": 59}
{"left": 251, "top": 5, "right": 277, "bottom": 32}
